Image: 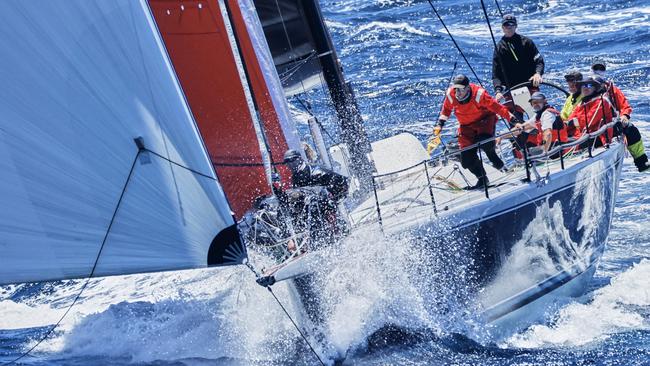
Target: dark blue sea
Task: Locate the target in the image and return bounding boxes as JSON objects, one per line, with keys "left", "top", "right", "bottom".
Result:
{"left": 2, "top": 0, "right": 650, "bottom": 365}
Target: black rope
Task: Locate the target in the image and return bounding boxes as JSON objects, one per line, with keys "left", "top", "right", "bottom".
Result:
{"left": 478, "top": 0, "right": 521, "bottom": 150}
{"left": 244, "top": 263, "right": 325, "bottom": 366}
{"left": 479, "top": 0, "right": 512, "bottom": 89}
{"left": 425, "top": 0, "right": 484, "bottom": 87}
{"left": 494, "top": 0, "right": 504, "bottom": 17}
{"left": 294, "top": 95, "right": 340, "bottom": 145}
{"left": 4, "top": 150, "right": 141, "bottom": 366}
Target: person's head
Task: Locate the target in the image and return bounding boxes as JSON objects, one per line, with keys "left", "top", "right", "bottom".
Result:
{"left": 528, "top": 92, "right": 547, "bottom": 112}
{"left": 283, "top": 149, "right": 303, "bottom": 172}
{"left": 578, "top": 77, "right": 601, "bottom": 97}
{"left": 451, "top": 74, "right": 471, "bottom": 103}
{"left": 501, "top": 14, "right": 517, "bottom": 38}
{"left": 591, "top": 61, "right": 607, "bottom": 78}
{"left": 564, "top": 70, "right": 583, "bottom": 94}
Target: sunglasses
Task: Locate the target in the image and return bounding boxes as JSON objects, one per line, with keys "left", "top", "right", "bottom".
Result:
{"left": 581, "top": 83, "right": 596, "bottom": 89}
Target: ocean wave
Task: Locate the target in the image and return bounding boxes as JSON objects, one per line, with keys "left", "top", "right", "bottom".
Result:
{"left": 504, "top": 259, "right": 650, "bottom": 348}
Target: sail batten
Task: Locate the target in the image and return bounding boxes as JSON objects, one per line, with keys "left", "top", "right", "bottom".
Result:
{"left": 0, "top": 0, "right": 239, "bottom": 285}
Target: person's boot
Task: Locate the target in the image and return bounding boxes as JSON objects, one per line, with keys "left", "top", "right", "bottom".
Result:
{"left": 634, "top": 154, "right": 650, "bottom": 172}
{"left": 471, "top": 175, "right": 489, "bottom": 190}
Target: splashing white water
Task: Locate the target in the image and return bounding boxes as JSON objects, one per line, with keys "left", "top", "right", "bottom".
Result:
{"left": 506, "top": 259, "right": 650, "bottom": 348}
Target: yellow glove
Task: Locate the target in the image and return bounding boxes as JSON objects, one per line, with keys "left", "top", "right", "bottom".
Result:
{"left": 427, "top": 126, "right": 443, "bottom": 154}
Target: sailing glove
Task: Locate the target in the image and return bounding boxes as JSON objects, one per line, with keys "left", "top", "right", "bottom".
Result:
{"left": 509, "top": 116, "right": 523, "bottom": 127}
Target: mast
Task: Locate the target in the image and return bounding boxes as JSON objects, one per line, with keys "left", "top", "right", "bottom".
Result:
{"left": 300, "top": 0, "right": 375, "bottom": 192}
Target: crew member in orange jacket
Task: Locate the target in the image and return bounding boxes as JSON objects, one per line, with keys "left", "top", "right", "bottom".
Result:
{"left": 567, "top": 76, "right": 614, "bottom": 147}
{"left": 436, "top": 74, "right": 520, "bottom": 188}
{"left": 592, "top": 61, "right": 649, "bottom": 172}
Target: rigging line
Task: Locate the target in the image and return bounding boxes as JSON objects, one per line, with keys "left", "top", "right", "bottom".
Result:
{"left": 279, "top": 52, "right": 318, "bottom": 83}
{"left": 272, "top": 0, "right": 310, "bottom": 95}
{"left": 479, "top": 0, "right": 512, "bottom": 88}
{"left": 3, "top": 149, "right": 142, "bottom": 366}
{"left": 494, "top": 0, "right": 504, "bottom": 17}
{"left": 425, "top": 0, "right": 484, "bottom": 87}
{"left": 294, "top": 95, "right": 340, "bottom": 145}
{"left": 478, "top": 0, "right": 524, "bottom": 152}
{"left": 243, "top": 263, "right": 326, "bottom": 366}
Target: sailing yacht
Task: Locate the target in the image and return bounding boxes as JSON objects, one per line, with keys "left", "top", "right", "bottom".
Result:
{"left": 0, "top": 0, "right": 626, "bottom": 363}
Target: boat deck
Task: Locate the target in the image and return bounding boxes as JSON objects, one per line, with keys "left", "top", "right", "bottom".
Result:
{"left": 348, "top": 135, "right": 611, "bottom": 235}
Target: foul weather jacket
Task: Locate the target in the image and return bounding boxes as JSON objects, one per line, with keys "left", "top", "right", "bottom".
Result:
{"left": 604, "top": 82, "right": 632, "bottom": 118}
{"left": 492, "top": 33, "right": 545, "bottom": 93}
{"left": 439, "top": 84, "right": 511, "bottom": 148}
{"left": 568, "top": 93, "right": 614, "bottom": 144}
{"left": 532, "top": 106, "right": 568, "bottom": 147}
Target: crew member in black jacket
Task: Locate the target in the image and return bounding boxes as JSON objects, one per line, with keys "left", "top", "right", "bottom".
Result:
{"left": 493, "top": 14, "right": 545, "bottom": 104}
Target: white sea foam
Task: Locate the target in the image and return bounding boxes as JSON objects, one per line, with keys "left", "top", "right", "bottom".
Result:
{"left": 505, "top": 259, "right": 650, "bottom": 348}
{"left": 356, "top": 21, "right": 431, "bottom": 37}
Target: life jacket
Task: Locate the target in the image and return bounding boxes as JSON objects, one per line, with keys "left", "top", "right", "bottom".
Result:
{"left": 533, "top": 106, "right": 568, "bottom": 147}
{"left": 568, "top": 93, "right": 614, "bottom": 144}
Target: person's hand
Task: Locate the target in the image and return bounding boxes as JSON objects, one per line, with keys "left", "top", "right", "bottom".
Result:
{"left": 529, "top": 73, "right": 543, "bottom": 87}
{"left": 495, "top": 92, "right": 504, "bottom": 101}
{"left": 509, "top": 115, "right": 523, "bottom": 126}
{"left": 567, "top": 118, "right": 577, "bottom": 129}
{"left": 620, "top": 114, "right": 630, "bottom": 126}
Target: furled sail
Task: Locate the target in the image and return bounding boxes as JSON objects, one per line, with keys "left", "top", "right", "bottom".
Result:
{"left": 149, "top": 0, "right": 301, "bottom": 218}
{"left": 0, "top": 0, "right": 243, "bottom": 285}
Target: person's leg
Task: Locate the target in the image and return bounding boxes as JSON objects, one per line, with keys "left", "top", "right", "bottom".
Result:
{"left": 477, "top": 134, "right": 504, "bottom": 170}
{"left": 459, "top": 124, "right": 488, "bottom": 186}
{"left": 624, "top": 124, "right": 650, "bottom": 172}
{"left": 476, "top": 115, "right": 505, "bottom": 170}
{"left": 460, "top": 148, "right": 487, "bottom": 181}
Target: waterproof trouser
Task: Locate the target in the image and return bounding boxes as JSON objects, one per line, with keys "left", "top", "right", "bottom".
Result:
{"left": 460, "top": 134, "right": 504, "bottom": 182}
{"left": 614, "top": 122, "right": 648, "bottom": 171}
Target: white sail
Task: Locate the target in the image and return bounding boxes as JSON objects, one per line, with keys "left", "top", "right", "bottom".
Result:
{"left": 0, "top": 0, "right": 240, "bottom": 285}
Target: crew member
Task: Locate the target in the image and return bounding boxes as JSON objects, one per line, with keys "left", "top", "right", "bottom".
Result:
{"left": 436, "top": 74, "right": 519, "bottom": 188}
{"left": 283, "top": 149, "right": 349, "bottom": 202}
{"left": 512, "top": 92, "right": 567, "bottom": 154}
{"left": 567, "top": 77, "right": 614, "bottom": 146}
{"left": 492, "top": 14, "right": 545, "bottom": 111}
{"left": 591, "top": 61, "right": 649, "bottom": 172}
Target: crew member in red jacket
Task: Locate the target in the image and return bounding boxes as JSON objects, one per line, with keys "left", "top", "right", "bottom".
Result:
{"left": 592, "top": 61, "right": 649, "bottom": 172}
{"left": 567, "top": 77, "right": 614, "bottom": 147}
{"left": 436, "top": 74, "right": 519, "bottom": 188}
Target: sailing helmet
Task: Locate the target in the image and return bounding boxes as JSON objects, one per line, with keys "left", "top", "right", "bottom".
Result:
{"left": 283, "top": 149, "right": 302, "bottom": 163}
{"left": 502, "top": 14, "right": 517, "bottom": 26}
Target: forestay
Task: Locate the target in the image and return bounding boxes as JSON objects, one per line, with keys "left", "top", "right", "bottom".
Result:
{"left": 0, "top": 0, "right": 239, "bottom": 285}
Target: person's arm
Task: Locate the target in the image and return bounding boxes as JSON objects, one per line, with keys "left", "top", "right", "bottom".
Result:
{"left": 539, "top": 111, "right": 556, "bottom": 150}
{"left": 528, "top": 38, "right": 545, "bottom": 76}
{"left": 492, "top": 47, "right": 505, "bottom": 97}
{"left": 542, "top": 129, "right": 553, "bottom": 151}
{"left": 613, "top": 86, "right": 632, "bottom": 120}
{"left": 437, "top": 89, "right": 454, "bottom": 130}
{"left": 478, "top": 88, "right": 511, "bottom": 120}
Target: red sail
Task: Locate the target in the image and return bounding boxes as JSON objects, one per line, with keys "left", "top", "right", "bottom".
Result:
{"left": 149, "top": 0, "right": 290, "bottom": 218}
